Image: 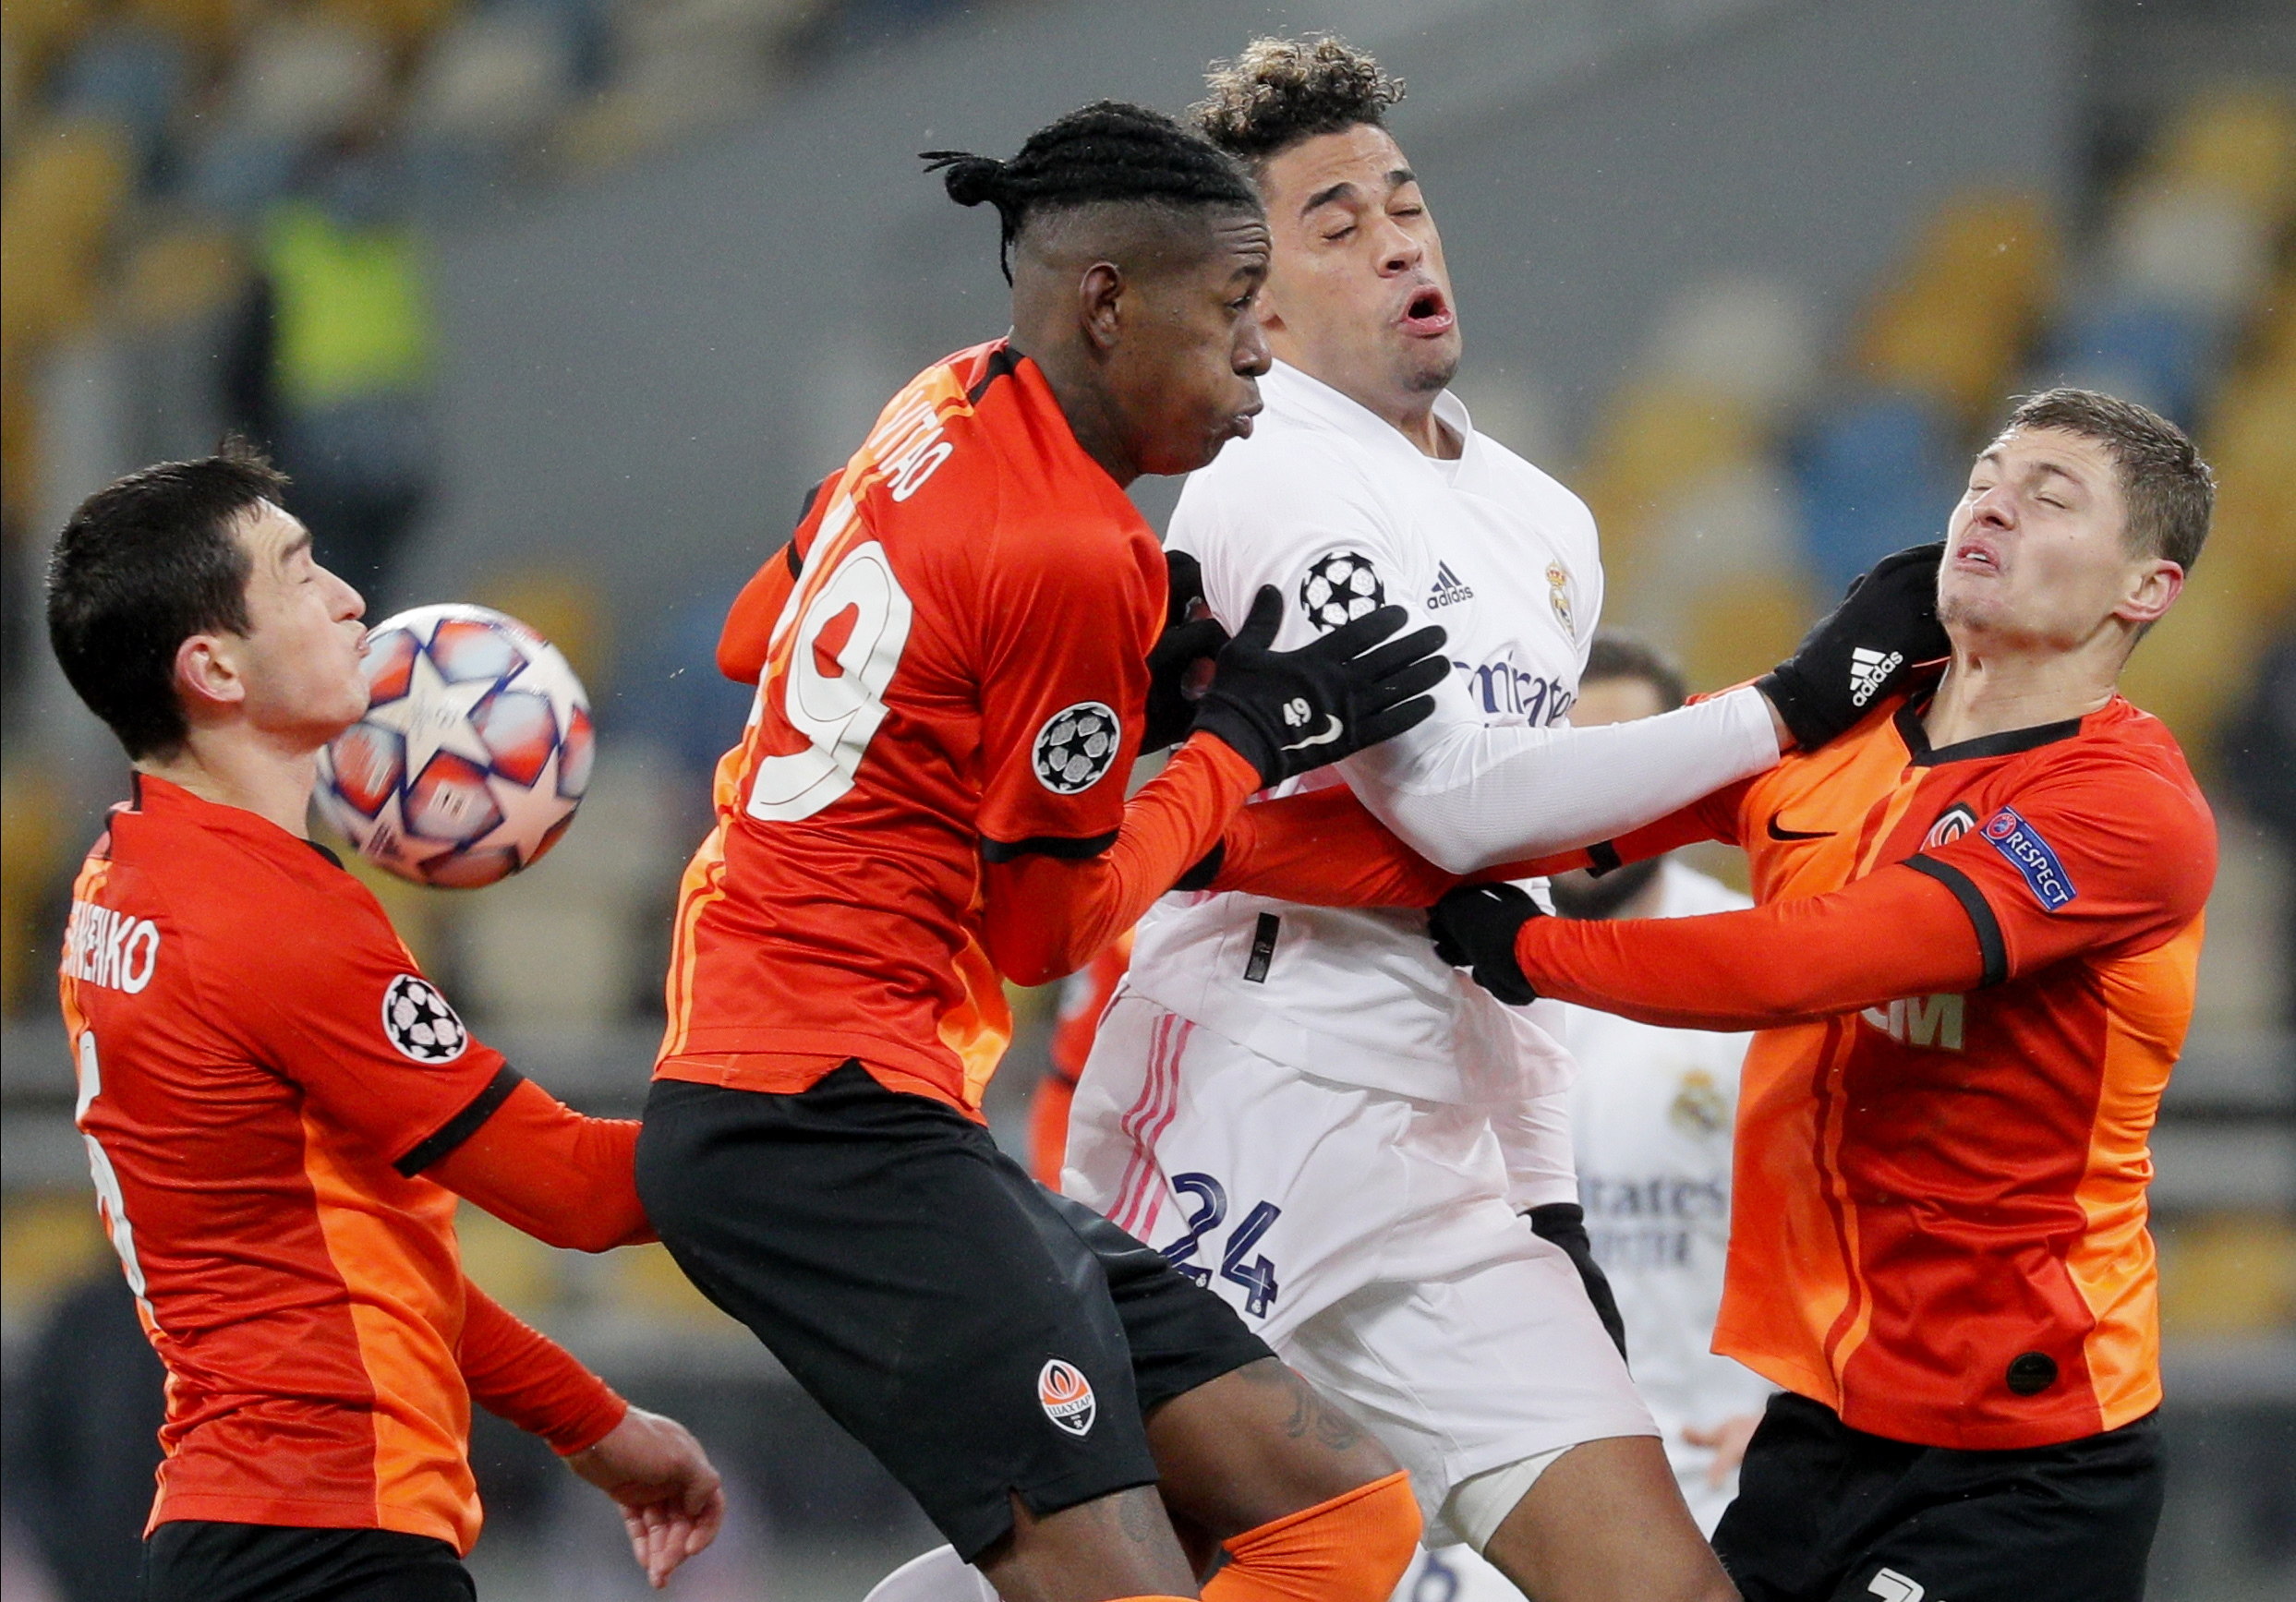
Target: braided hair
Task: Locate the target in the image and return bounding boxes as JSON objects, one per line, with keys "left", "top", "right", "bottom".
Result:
{"left": 923, "top": 102, "right": 1260, "bottom": 282}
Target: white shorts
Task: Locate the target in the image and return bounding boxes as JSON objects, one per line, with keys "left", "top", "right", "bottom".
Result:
{"left": 1067, "top": 993, "right": 1656, "bottom": 1545}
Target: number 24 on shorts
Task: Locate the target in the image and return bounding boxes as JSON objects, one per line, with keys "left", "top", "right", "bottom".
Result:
{"left": 1160, "top": 1172, "right": 1283, "bottom": 1318}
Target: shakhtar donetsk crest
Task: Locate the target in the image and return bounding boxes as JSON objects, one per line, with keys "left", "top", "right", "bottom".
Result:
{"left": 1547, "top": 561, "right": 1576, "bottom": 640}
{"left": 1038, "top": 1358, "right": 1096, "bottom": 1436}
{"left": 1924, "top": 803, "right": 1977, "bottom": 849}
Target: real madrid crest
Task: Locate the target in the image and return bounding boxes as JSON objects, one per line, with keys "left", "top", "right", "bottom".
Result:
{"left": 1546, "top": 561, "right": 1576, "bottom": 641}
{"left": 1668, "top": 1068, "right": 1729, "bottom": 1136}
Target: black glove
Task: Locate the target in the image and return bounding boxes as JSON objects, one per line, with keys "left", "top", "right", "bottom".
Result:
{"left": 1142, "top": 551, "right": 1231, "bottom": 753}
{"left": 1757, "top": 541, "right": 1949, "bottom": 751}
{"left": 1526, "top": 1202, "right": 1628, "bottom": 1359}
{"left": 1428, "top": 882, "right": 1542, "bottom": 1006}
{"left": 1191, "top": 585, "right": 1449, "bottom": 787}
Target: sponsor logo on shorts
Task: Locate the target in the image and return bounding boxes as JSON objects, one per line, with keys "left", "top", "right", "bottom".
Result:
{"left": 1983, "top": 806, "right": 2076, "bottom": 910}
{"left": 1866, "top": 1568, "right": 1926, "bottom": 1602}
{"left": 1037, "top": 1358, "right": 1096, "bottom": 1437}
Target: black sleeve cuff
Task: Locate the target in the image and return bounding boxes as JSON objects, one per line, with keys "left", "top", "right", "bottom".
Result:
{"left": 396, "top": 1065, "right": 525, "bottom": 1177}
{"left": 1585, "top": 840, "right": 1623, "bottom": 878}
{"left": 1903, "top": 854, "right": 2009, "bottom": 988}
{"left": 980, "top": 830, "right": 1119, "bottom": 864}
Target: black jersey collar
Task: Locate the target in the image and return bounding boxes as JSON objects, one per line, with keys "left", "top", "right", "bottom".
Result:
{"left": 1895, "top": 694, "right": 2086, "bottom": 767}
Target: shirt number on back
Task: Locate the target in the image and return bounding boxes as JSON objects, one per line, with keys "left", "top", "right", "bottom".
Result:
{"left": 72, "top": 1030, "right": 151, "bottom": 1310}
{"left": 745, "top": 538, "right": 915, "bottom": 823}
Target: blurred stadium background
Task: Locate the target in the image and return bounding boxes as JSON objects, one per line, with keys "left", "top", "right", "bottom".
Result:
{"left": 2, "top": 0, "right": 2290, "bottom": 1596}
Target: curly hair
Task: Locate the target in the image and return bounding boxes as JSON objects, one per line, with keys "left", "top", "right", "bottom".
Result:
{"left": 923, "top": 101, "right": 1259, "bottom": 283}
{"left": 1193, "top": 35, "right": 1406, "bottom": 164}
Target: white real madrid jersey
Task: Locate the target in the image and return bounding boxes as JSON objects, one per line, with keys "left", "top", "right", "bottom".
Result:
{"left": 1563, "top": 861, "right": 1774, "bottom": 1528}
{"left": 1129, "top": 361, "right": 1602, "bottom": 1109}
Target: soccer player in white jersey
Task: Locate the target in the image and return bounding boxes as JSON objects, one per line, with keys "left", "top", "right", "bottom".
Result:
{"left": 1554, "top": 636, "right": 1774, "bottom": 1536}
{"left": 1060, "top": 40, "right": 1944, "bottom": 1602}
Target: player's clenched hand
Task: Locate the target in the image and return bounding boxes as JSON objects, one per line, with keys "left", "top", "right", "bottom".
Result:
{"left": 1191, "top": 585, "right": 1448, "bottom": 786}
{"left": 1428, "top": 882, "right": 1542, "bottom": 1006}
{"left": 563, "top": 1406, "right": 726, "bottom": 1588}
{"left": 1758, "top": 541, "right": 1949, "bottom": 751}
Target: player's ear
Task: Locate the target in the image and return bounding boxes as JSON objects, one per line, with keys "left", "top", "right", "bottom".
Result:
{"left": 2114, "top": 557, "right": 2183, "bottom": 629}
{"left": 1077, "top": 260, "right": 1124, "bottom": 353}
{"left": 175, "top": 632, "right": 248, "bottom": 717}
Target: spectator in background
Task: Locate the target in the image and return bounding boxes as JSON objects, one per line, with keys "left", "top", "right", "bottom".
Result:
{"left": 1548, "top": 635, "right": 1773, "bottom": 1536}
{"left": 227, "top": 132, "right": 439, "bottom": 608}
{"left": 2224, "top": 621, "right": 2296, "bottom": 1031}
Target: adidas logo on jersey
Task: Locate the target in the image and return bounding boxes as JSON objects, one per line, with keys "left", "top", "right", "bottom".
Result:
{"left": 1425, "top": 562, "right": 1476, "bottom": 608}
{"left": 1849, "top": 645, "right": 1902, "bottom": 707}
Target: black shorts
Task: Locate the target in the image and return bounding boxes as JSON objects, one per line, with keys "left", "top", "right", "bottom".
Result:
{"left": 142, "top": 1522, "right": 472, "bottom": 1602}
{"left": 1713, "top": 1391, "right": 2165, "bottom": 1602}
{"left": 635, "top": 1064, "right": 1275, "bottom": 1562}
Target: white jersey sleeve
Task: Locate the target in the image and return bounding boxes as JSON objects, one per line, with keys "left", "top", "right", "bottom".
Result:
{"left": 1174, "top": 435, "right": 1780, "bottom": 876}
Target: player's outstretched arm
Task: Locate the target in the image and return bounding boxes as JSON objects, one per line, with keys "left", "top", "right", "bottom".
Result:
{"left": 1432, "top": 865, "right": 1989, "bottom": 1030}
{"left": 459, "top": 1280, "right": 724, "bottom": 1588}
{"left": 1190, "top": 777, "right": 1743, "bottom": 909}
{"left": 1325, "top": 544, "right": 1945, "bottom": 877}
{"left": 426, "top": 1078, "right": 652, "bottom": 1252}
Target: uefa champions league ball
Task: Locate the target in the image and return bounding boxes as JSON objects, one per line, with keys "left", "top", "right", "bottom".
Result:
{"left": 316, "top": 604, "right": 594, "bottom": 888}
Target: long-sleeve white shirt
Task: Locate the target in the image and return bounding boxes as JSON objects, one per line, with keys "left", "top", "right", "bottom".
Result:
{"left": 1128, "top": 362, "right": 1779, "bottom": 1146}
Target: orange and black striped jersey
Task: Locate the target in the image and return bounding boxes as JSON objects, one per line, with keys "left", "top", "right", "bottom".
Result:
{"left": 658, "top": 341, "right": 1255, "bottom": 1115}
{"left": 1510, "top": 683, "right": 2217, "bottom": 1449}
{"left": 55, "top": 776, "right": 625, "bottom": 1550}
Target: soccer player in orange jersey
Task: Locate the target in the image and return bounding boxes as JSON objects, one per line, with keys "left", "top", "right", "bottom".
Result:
{"left": 44, "top": 448, "right": 724, "bottom": 1602}
{"left": 1425, "top": 389, "right": 2217, "bottom": 1600}
{"left": 638, "top": 104, "right": 1452, "bottom": 1602}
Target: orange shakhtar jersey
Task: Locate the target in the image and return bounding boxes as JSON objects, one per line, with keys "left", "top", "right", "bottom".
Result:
{"left": 1582, "top": 688, "right": 2216, "bottom": 1449}
{"left": 56, "top": 775, "right": 619, "bottom": 1550}
{"left": 658, "top": 342, "right": 1168, "bottom": 1114}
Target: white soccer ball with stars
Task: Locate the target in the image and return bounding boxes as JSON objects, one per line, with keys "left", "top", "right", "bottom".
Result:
{"left": 316, "top": 604, "right": 594, "bottom": 888}
{"left": 1299, "top": 549, "right": 1385, "bottom": 632}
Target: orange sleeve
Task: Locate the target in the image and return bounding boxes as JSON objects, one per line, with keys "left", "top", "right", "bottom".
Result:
{"left": 717, "top": 472, "right": 840, "bottom": 683}
{"left": 1196, "top": 780, "right": 1734, "bottom": 909}
{"left": 980, "top": 734, "right": 1262, "bottom": 985}
{"left": 1513, "top": 861, "right": 1986, "bottom": 1031}
{"left": 427, "top": 1078, "right": 651, "bottom": 1252}
{"left": 458, "top": 1277, "right": 627, "bottom": 1454}
{"left": 1910, "top": 759, "right": 2216, "bottom": 976}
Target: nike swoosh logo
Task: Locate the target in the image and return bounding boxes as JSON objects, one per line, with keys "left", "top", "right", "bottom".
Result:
{"left": 1766, "top": 815, "right": 1834, "bottom": 842}
{"left": 1279, "top": 715, "right": 1345, "bottom": 753}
